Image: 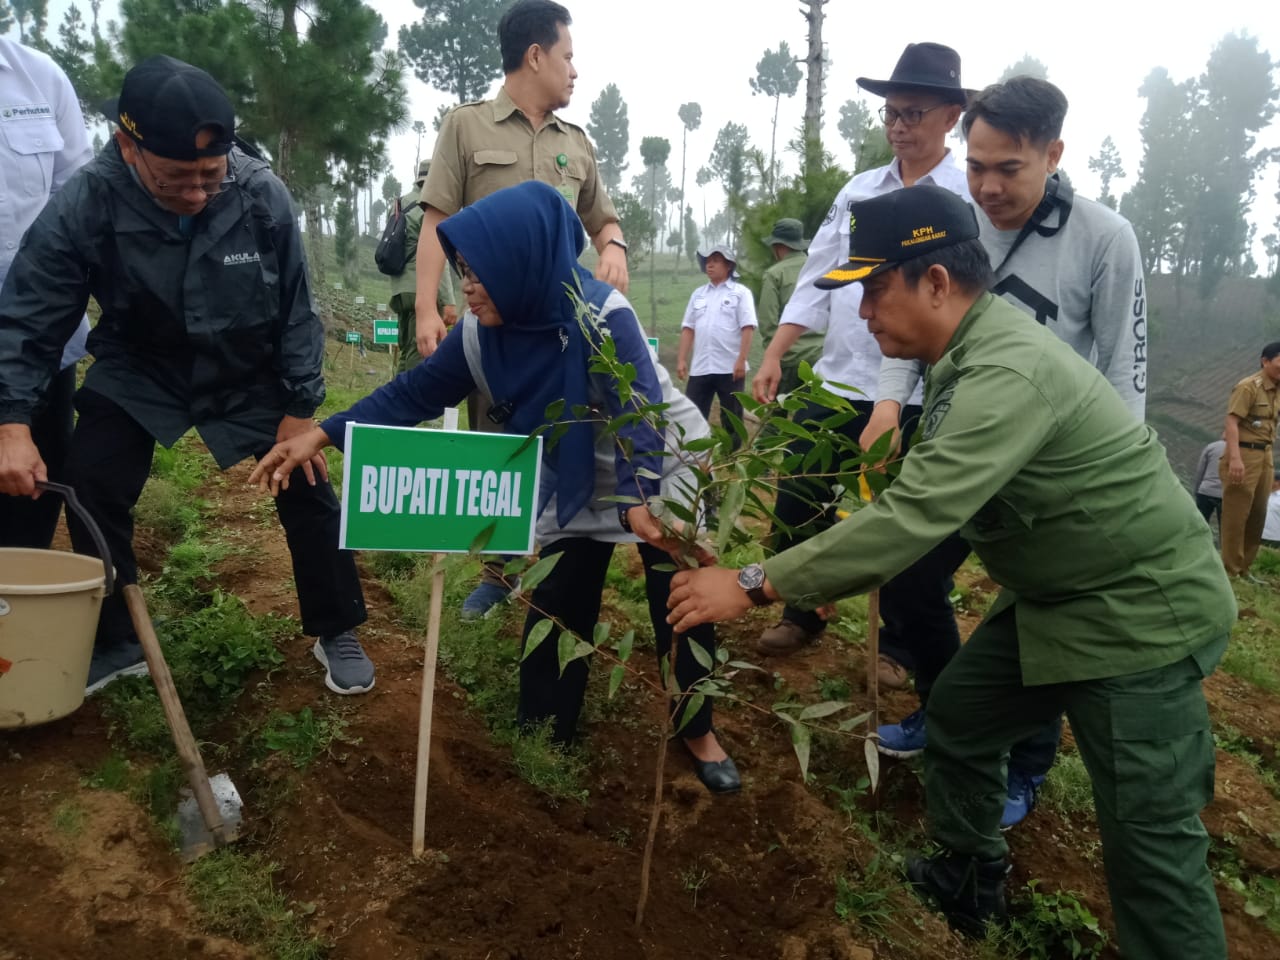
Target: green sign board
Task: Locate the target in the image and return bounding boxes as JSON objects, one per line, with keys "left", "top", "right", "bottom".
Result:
{"left": 345, "top": 331, "right": 362, "bottom": 344}
{"left": 646, "top": 336, "right": 659, "bottom": 352}
{"left": 339, "top": 423, "right": 541, "bottom": 554}
{"left": 373, "top": 320, "right": 399, "bottom": 345}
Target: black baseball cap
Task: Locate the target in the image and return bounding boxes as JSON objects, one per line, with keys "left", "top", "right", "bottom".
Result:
{"left": 107, "top": 55, "right": 235, "bottom": 161}
{"left": 815, "top": 185, "right": 980, "bottom": 289}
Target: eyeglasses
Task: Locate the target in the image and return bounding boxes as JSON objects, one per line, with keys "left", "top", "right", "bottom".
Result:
{"left": 879, "top": 104, "right": 947, "bottom": 128}
{"left": 137, "top": 150, "right": 235, "bottom": 197}
{"left": 455, "top": 256, "right": 480, "bottom": 284}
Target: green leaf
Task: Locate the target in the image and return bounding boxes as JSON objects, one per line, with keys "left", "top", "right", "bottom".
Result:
{"left": 468, "top": 521, "right": 497, "bottom": 555}
{"left": 836, "top": 711, "right": 872, "bottom": 731}
{"left": 799, "top": 700, "right": 851, "bottom": 721}
{"left": 864, "top": 736, "right": 881, "bottom": 793}
{"left": 726, "top": 660, "right": 766, "bottom": 672}
{"left": 687, "top": 640, "right": 713, "bottom": 670}
{"left": 557, "top": 630, "right": 578, "bottom": 676}
{"left": 650, "top": 562, "right": 677, "bottom": 573}
{"left": 592, "top": 622, "right": 610, "bottom": 647}
{"left": 518, "top": 552, "right": 562, "bottom": 594}
{"left": 715, "top": 471, "right": 747, "bottom": 547}
{"left": 790, "top": 722, "right": 812, "bottom": 780}
{"left": 607, "top": 665, "right": 626, "bottom": 699}
{"left": 674, "top": 693, "right": 705, "bottom": 733}
{"left": 522, "top": 618, "right": 554, "bottom": 661}
{"left": 616, "top": 629, "right": 635, "bottom": 662}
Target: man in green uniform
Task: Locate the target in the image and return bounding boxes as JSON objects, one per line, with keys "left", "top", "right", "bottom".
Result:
{"left": 1219, "top": 341, "right": 1280, "bottom": 579}
{"left": 667, "top": 186, "right": 1235, "bottom": 960}
{"left": 756, "top": 218, "right": 822, "bottom": 395}
{"left": 412, "top": 0, "right": 628, "bottom": 617}
{"left": 389, "top": 160, "right": 456, "bottom": 374}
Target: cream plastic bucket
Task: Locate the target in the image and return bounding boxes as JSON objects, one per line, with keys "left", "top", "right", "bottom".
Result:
{"left": 0, "top": 547, "right": 108, "bottom": 728}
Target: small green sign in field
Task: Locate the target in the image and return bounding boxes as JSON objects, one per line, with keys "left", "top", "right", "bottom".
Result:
{"left": 345, "top": 331, "right": 362, "bottom": 344}
{"left": 646, "top": 336, "right": 659, "bottom": 351}
{"left": 339, "top": 423, "right": 541, "bottom": 554}
{"left": 373, "top": 320, "right": 399, "bottom": 344}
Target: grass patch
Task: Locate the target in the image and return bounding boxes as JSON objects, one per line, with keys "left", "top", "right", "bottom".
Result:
{"left": 258, "top": 707, "right": 355, "bottom": 769}
{"left": 100, "top": 591, "right": 294, "bottom": 755}
{"left": 980, "top": 881, "right": 1108, "bottom": 960}
{"left": 185, "top": 850, "right": 326, "bottom": 960}
{"left": 834, "top": 861, "right": 895, "bottom": 937}
{"left": 1222, "top": 566, "right": 1280, "bottom": 692}
{"left": 51, "top": 800, "right": 88, "bottom": 838}
{"left": 1040, "top": 748, "right": 1096, "bottom": 819}
{"left": 83, "top": 753, "right": 133, "bottom": 791}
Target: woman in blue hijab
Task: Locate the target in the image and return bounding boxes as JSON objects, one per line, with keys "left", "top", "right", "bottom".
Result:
{"left": 251, "top": 181, "right": 739, "bottom": 793}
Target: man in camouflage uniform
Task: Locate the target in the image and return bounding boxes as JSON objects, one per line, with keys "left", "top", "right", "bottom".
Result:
{"left": 388, "top": 159, "right": 455, "bottom": 374}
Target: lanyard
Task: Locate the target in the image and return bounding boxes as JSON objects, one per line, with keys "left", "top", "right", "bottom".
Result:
{"left": 992, "top": 174, "right": 1074, "bottom": 275}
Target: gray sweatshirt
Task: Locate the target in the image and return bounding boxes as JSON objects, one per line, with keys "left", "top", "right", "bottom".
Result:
{"left": 879, "top": 187, "right": 1148, "bottom": 422}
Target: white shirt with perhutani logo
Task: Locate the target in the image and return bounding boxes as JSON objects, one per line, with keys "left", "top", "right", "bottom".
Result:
{"left": 0, "top": 38, "right": 93, "bottom": 369}
{"left": 681, "top": 278, "right": 758, "bottom": 377}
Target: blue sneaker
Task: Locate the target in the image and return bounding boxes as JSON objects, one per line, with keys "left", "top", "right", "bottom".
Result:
{"left": 877, "top": 708, "right": 926, "bottom": 758}
{"left": 461, "top": 579, "right": 516, "bottom": 620}
{"left": 1000, "top": 770, "right": 1046, "bottom": 830}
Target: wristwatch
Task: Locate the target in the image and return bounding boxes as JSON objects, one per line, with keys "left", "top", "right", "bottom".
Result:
{"left": 737, "top": 564, "right": 770, "bottom": 606}
{"left": 606, "top": 237, "right": 628, "bottom": 252}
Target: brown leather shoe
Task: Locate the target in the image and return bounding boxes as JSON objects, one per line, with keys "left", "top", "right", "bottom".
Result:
{"left": 877, "top": 654, "right": 909, "bottom": 690}
{"left": 756, "top": 619, "right": 823, "bottom": 656}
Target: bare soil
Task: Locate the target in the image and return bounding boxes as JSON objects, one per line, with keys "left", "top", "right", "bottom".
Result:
{"left": 3, "top": 460, "right": 1279, "bottom": 959}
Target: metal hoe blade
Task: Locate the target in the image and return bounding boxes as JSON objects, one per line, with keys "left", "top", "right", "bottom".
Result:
{"left": 176, "top": 772, "right": 244, "bottom": 862}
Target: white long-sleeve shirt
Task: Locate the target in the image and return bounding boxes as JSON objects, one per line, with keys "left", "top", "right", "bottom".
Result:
{"left": 0, "top": 39, "right": 93, "bottom": 370}
{"left": 779, "top": 152, "right": 970, "bottom": 402}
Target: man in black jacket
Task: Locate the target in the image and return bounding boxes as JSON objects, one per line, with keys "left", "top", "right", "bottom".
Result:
{"left": 0, "top": 56, "right": 373, "bottom": 695}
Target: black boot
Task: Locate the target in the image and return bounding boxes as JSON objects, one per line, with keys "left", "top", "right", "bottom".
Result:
{"left": 906, "top": 851, "right": 1010, "bottom": 937}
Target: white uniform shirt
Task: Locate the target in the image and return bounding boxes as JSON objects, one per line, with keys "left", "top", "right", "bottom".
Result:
{"left": 681, "top": 277, "right": 757, "bottom": 377}
{"left": 780, "top": 152, "right": 970, "bottom": 401}
{"left": 1264, "top": 490, "right": 1280, "bottom": 542}
{"left": 0, "top": 39, "right": 92, "bottom": 370}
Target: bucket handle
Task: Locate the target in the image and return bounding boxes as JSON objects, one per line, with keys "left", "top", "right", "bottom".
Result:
{"left": 34, "top": 481, "right": 116, "bottom": 597}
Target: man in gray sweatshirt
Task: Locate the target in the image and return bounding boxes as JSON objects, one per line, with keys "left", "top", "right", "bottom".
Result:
{"left": 866, "top": 76, "right": 1149, "bottom": 830}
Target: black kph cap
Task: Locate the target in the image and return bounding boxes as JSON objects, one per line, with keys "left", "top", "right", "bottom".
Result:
{"left": 109, "top": 55, "right": 235, "bottom": 161}
{"left": 815, "top": 186, "right": 979, "bottom": 289}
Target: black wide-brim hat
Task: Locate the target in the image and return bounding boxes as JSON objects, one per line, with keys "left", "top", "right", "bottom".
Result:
{"left": 856, "top": 42, "right": 974, "bottom": 104}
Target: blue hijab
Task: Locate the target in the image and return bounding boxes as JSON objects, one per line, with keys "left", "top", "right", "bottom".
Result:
{"left": 437, "top": 180, "right": 603, "bottom": 526}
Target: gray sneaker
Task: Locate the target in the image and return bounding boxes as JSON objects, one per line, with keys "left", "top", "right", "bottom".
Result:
{"left": 313, "top": 631, "right": 375, "bottom": 695}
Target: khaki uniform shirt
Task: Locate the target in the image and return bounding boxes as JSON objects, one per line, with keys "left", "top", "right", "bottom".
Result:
{"left": 765, "top": 293, "right": 1236, "bottom": 685}
{"left": 1225, "top": 371, "right": 1279, "bottom": 446}
{"left": 758, "top": 250, "right": 823, "bottom": 372}
{"left": 423, "top": 86, "right": 617, "bottom": 236}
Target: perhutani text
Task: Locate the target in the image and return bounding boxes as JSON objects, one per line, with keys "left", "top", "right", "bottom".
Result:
{"left": 358, "top": 466, "right": 523, "bottom": 518}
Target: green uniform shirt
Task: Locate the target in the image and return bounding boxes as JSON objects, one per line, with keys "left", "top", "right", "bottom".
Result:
{"left": 422, "top": 86, "right": 618, "bottom": 235}
{"left": 1225, "top": 370, "right": 1279, "bottom": 446}
{"left": 758, "top": 251, "right": 823, "bottom": 372}
{"left": 388, "top": 181, "right": 454, "bottom": 310}
{"left": 766, "top": 292, "right": 1236, "bottom": 685}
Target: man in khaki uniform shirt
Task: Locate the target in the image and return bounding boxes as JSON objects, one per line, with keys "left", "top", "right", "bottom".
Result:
{"left": 414, "top": 0, "right": 626, "bottom": 362}
{"left": 414, "top": 0, "right": 628, "bottom": 617}
{"left": 1220, "top": 340, "right": 1280, "bottom": 577}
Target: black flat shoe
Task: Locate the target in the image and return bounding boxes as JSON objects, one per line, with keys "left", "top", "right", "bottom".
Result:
{"left": 689, "top": 753, "right": 741, "bottom": 794}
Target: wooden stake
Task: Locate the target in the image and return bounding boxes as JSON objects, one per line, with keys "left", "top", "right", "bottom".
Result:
{"left": 866, "top": 587, "right": 882, "bottom": 806}
{"left": 412, "top": 553, "right": 446, "bottom": 858}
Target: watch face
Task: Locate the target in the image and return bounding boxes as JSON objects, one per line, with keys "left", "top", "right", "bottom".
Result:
{"left": 738, "top": 564, "right": 765, "bottom": 591}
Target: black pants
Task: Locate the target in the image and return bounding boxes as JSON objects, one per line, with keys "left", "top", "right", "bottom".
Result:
{"left": 64, "top": 389, "right": 366, "bottom": 650}
{"left": 1194, "top": 493, "right": 1221, "bottom": 526}
{"left": 518, "top": 537, "right": 716, "bottom": 744}
{"left": 771, "top": 399, "right": 922, "bottom": 632}
{"left": 885, "top": 536, "right": 1063, "bottom": 776}
{"left": 685, "top": 373, "right": 744, "bottom": 448}
{"left": 0, "top": 365, "right": 76, "bottom": 548}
